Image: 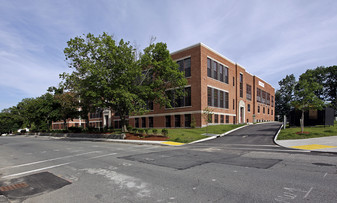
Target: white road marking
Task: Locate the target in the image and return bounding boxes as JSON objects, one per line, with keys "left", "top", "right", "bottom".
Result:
{"left": 303, "top": 187, "right": 313, "bottom": 199}
{"left": 2, "top": 162, "right": 71, "bottom": 179}
{"left": 1, "top": 152, "right": 118, "bottom": 179}
{"left": 323, "top": 172, "right": 328, "bottom": 178}
{"left": 0, "top": 151, "right": 101, "bottom": 170}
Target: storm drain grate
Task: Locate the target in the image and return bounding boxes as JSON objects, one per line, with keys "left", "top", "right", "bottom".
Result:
{"left": 0, "top": 182, "right": 29, "bottom": 192}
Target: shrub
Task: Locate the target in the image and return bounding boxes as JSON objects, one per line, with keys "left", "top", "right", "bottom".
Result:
{"left": 191, "top": 116, "right": 196, "bottom": 128}
{"left": 144, "top": 128, "right": 149, "bottom": 135}
{"left": 127, "top": 126, "right": 133, "bottom": 132}
{"left": 132, "top": 128, "right": 138, "bottom": 134}
{"left": 162, "top": 128, "right": 168, "bottom": 137}
{"left": 138, "top": 129, "right": 144, "bottom": 134}
{"left": 68, "top": 127, "right": 82, "bottom": 133}
{"left": 152, "top": 129, "right": 158, "bottom": 135}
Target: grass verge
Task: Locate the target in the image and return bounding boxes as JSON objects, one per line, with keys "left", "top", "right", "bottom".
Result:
{"left": 166, "top": 124, "right": 245, "bottom": 143}
{"left": 277, "top": 121, "right": 337, "bottom": 140}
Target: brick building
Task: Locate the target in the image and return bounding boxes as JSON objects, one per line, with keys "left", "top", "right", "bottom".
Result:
{"left": 52, "top": 43, "right": 275, "bottom": 129}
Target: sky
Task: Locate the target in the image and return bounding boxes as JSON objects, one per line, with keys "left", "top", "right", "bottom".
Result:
{"left": 1, "top": 0, "right": 337, "bottom": 111}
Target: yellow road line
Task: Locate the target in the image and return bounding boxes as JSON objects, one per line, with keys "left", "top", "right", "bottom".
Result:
{"left": 161, "top": 141, "right": 185, "bottom": 146}
{"left": 290, "top": 144, "right": 337, "bottom": 150}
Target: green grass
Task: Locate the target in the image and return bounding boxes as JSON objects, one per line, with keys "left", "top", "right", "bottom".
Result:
{"left": 277, "top": 121, "right": 337, "bottom": 140}
{"left": 165, "top": 124, "right": 245, "bottom": 143}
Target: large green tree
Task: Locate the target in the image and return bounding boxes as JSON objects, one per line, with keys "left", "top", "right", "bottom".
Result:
{"left": 292, "top": 72, "right": 324, "bottom": 133}
{"left": 275, "top": 74, "right": 296, "bottom": 119}
{"left": 61, "top": 33, "right": 187, "bottom": 131}
{"left": 0, "top": 107, "right": 23, "bottom": 133}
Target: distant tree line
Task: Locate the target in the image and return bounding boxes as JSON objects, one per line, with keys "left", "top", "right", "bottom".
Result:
{"left": 275, "top": 65, "right": 337, "bottom": 132}
{"left": 0, "top": 33, "right": 187, "bottom": 134}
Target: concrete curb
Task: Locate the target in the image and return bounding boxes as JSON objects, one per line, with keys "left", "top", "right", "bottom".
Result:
{"left": 189, "top": 124, "right": 248, "bottom": 144}
{"left": 48, "top": 137, "right": 169, "bottom": 146}
{"left": 273, "top": 125, "right": 337, "bottom": 154}
{"left": 41, "top": 125, "right": 249, "bottom": 146}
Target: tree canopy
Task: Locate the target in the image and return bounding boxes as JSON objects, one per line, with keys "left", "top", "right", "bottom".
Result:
{"left": 61, "top": 33, "right": 187, "bottom": 131}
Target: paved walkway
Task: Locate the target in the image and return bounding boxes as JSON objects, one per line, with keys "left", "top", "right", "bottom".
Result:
{"left": 276, "top": 136, "right": 337, "bottom": 153}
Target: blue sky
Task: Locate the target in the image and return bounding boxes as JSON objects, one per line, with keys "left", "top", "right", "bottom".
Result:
{"left": 1, "top": 0, "right": 337, "bottom": 111}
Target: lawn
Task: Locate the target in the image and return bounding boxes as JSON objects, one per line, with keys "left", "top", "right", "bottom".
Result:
{"left": 277, "top": 121, "right": 337, "bottom": 140}
{"left": 166, "top": 124, "right": 246, "bottom": 143}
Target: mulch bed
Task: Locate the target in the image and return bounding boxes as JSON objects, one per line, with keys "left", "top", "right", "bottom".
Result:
{"left": 124, "top": 133, "right": 169, "bottom": 141}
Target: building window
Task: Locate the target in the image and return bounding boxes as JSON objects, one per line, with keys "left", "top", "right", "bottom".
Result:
{"left": 239, "top": 73, "right": 243, "bottom": 98}
{"left": 185, "top": 114, "right": 191, "bottom": 127}
{"left": 212, "top": 60, "right": 217, "bottom": 80}
{"left": 248, "top": 104, "right": 251, "bottom": 112}
{"left": 258, "top": 106, "right": 260, "bottom": 113}
{"left": 149, "top": 117, "right": 154, "bottom": 128}
{"left": 219, "top": 64, "right": 223, "bottom": 82}
{"left": 142, "top": 117, "right": 146, "bottom": 128}
{"left": 175, "top": 115, "right": 181, "bottom": 127}
{"left": 257, "top": 88, "right": 262, "bottom": 103}
{"left": 220, "top": 115, "right": 224, "bottom": 123}
{"left": 214, "top": 114, "right": 219, "bottom": 123}
{"left": 185, "top": 87, "right": 191, "bottom": 106}
{"left": 207, "top": 58, "right": 211, "bottom": 77}
{"left": 207, "top": 87, "right": 229, "bottom": 109}
{"left": 147, "top": 101, "right": 153, "bottom": 110}
{"left": 271, "top": 110, "right": 273, "bottom": 115}
{"left": 208, "top": 87, "right": 212, "bottom": 106}
{"left": 226, "top": 115, "right": 229, "bottom": 123}
{"left": 165, "top": 116, "right": 171, "bottom": 127}
{"left": 177, "top": 57, "right": 191, "bottom": 77}
{"left": 271, "top": 96, "right": 274, "bottom": 107}
{"left": 214, "top": 89, "right": 218, "bottom": 107}
{"left": 135, "top": 118, "right": 139, "bottom": 128}
{"left": 207, "top": 58, "right": 228, "bottom": 83}
{"left": 233, "top": 76, "right": 235, "bottom": 86}
{"left": 166, "top": 87, "right": 191, "bottom": 108}
{"left": 268, "top": 108, "right": 270, "bottom": 114}
{"left": 90, "top": 110, "right": 102, "bottom": 119}
{"left": 224, "top": 67, "right": 228, "bottom": 84}
{"left": 220, "top": 91, "right": 224, "bottom": 108}
{"left": 263, "top": 107, "right": 265, "bottom": 114}
{"left": 233, "top": 99, "right": 235, "bottom": 110}
{"left": 246, "top": 84, "right": 252, "bottom": 101}
{"left": 267, "top": 93, "right": 270, "bottom": 106}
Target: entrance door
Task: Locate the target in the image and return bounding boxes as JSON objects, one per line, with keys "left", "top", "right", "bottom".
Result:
{"left": 240, "top": 107, "right": 244, "bottom": 123}
{"left": 105, "top": 115, "right": 109, "bottom": 127}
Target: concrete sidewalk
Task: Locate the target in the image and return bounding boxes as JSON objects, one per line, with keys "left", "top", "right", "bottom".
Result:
{"left": 276, "top": 136, "right": 337, "bottom": 153}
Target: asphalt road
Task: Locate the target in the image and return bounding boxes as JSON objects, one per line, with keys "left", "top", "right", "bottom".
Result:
{"left": 0, "top": 122, "right": 337, "bottom": 203}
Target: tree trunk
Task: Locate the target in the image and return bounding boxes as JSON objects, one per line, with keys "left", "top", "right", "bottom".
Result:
{"left": 63, "top": 119, "right": 67, "bottom": 130}
{"left": 120, "top": 116, "right": 127, "bottom": 133}
{"left": 301, "top": 111, "right": 304, "bottom": 133}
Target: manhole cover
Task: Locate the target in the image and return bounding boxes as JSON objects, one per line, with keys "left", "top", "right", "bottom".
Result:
{"left": 0, "top": 172, "right": 71, "bottom": 201}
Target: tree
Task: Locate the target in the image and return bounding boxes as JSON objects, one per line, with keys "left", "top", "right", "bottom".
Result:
{"left": 325, "top": 66, "right": 337, "bottom": 114}
{"left": 292, "top": 72, "right": 324, "bottom": 133}
{"left": 54, "top": 90, "right": 80, "bottom": 130}
{"left": 61, "top": 33, "right": 187, "bottom": 132}
{"left": 0, "top": 107, "right": 23, "bottom": 133}
{"left": 202, "top": 107, "right": 214, "bottom": 135}
{"left": 275, "top": 74, "right": 296, "bottom": 119}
